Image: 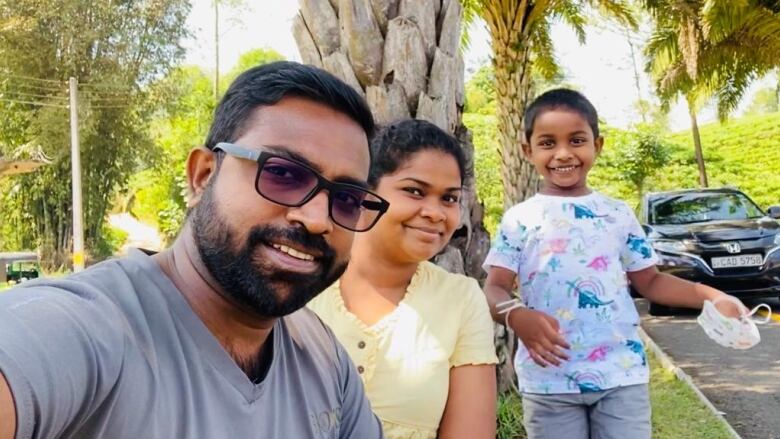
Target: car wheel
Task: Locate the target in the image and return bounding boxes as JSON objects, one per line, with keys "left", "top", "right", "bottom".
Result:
{"left": 649, "top": 302, "right": 675, "bottom": 316}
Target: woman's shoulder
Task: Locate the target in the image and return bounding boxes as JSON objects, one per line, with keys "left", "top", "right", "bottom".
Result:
{"left": 416, "top": 261, "right": 482, "bottom": 299}
{"left": 306, "top": 280, "right": 341, "bottom": 315}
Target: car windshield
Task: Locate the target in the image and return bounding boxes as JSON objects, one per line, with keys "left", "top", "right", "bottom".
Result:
{"left": 650, "top": 192, "right": 765, "bottom": 225}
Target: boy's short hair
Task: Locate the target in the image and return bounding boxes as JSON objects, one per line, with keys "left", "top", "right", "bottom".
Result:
{"left": 524, "top": 88, "right": 599, "bottom": 141}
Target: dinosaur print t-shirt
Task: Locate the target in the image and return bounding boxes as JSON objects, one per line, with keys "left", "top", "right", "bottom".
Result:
{"left": 484, "top": 191, "right": 658, "bottom": 394}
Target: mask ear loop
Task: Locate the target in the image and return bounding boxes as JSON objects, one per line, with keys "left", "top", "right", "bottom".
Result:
{"left": 747, "top": 304, "right": 772, "bottom": 325}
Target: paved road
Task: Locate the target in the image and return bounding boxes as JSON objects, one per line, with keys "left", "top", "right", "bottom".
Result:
{"left": 639, "top": 297, "right": 780, "bottom": 439}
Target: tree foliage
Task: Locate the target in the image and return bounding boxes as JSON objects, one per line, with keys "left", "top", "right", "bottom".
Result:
{"left": 0, "top": 0, "right": 190, "bottom": 268}
{"left": 745, "top": 85, "right": 779, "bottom": 115}
{"left": 644, "top": 0, "right": 780, "bottom": 119}
{"left": 129, "top": 48, "right": 285, "bottom": 244}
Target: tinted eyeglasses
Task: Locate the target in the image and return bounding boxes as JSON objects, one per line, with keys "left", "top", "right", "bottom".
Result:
{"left": 213, "top": 142, "right": 389, "bottom": 232}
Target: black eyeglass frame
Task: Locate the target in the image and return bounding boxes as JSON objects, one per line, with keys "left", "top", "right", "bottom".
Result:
{"left": 213, "top": 142, "right": 389, "bottom": 232}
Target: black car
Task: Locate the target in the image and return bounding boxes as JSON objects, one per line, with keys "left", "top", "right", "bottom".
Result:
{"left": 639, "top": 188, "right": 780, "bottom": 314}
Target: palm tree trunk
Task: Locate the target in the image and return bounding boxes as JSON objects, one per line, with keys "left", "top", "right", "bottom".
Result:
{"left": 293, "top": 0, "right": 490, "bottom": 278}
{"left": 687, "top": 98, "right": 708, "bottom": 187}
{"left": 482, "top": 2, "right": 540, "bottom": 209}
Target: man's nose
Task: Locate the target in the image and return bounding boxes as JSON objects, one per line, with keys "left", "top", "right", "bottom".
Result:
{"left": 285, "top": 190, "right": 334, "bottom": 235}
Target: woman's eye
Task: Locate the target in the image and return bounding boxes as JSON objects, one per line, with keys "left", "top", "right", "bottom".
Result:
{"left": 571, "top": 138, "right": 586, "bottom": 145}
{"left": 403, "top": 187, "right": 423, "bottom": 196}
{"left": 443, "top": 194, "right": 460, "bottom": 204}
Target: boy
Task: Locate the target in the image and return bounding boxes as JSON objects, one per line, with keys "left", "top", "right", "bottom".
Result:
{"left": 482, "top": 88, "right": 743, "bottom": 438}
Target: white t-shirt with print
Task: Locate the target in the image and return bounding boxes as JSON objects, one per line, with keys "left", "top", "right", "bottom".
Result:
{"left": 484, "top": 191, "right": 659, "bottom": 394}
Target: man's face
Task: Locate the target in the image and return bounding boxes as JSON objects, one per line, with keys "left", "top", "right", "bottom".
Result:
{"left": 189, "top": 96, "right": 370, "bottom": 317}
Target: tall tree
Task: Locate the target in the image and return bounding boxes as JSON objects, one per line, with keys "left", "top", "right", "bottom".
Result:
{"left": 131, "top": 48, "right": 286, "bottom": 244}
{"left": 0, "top": 0, "right": 190, "bottom": 268}
{"left": 212, "top": 0, "right": 248, "bottom": 100}
{"left": 643, "top": 0, "right": 780, "bottom": 187}
{"left": 462, "top": 0, "right": 636, "bottom": 207}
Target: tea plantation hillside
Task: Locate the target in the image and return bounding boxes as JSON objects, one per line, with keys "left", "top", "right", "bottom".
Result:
{"left": 662, "top": 112, "right": 780, "bottom": 209}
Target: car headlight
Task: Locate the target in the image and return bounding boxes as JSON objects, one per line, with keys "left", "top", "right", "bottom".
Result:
{"left": 774, "top": 233, "right": 780, "bottom": 246}
{"left": 651, "top": 240, "right": 687, "bottom": 254}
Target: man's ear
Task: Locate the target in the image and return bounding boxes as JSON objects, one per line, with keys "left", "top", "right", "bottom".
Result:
{"left": 594, "top": 136, "right": 604, "bottom": 157}
{"left": 186, "top": 147, "right": 217, "bottom": 208}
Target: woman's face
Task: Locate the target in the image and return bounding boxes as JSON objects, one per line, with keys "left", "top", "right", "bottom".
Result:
{"left": 369, "top": 149, "right": 463, "bottom": 264}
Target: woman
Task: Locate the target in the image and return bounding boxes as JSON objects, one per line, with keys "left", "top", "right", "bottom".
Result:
{"left": 308, "top": 119, "right": 498, "bottom": 439}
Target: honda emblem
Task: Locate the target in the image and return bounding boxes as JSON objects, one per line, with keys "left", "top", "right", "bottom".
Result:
{"left": 723, "top": 242, "right": 741, "bottom": 254}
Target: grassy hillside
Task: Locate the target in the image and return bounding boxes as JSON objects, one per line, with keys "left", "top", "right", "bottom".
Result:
{"left": 466, "top": 111, "right": 780, "bottom": 234}
{"left": 662, "top": 112, "right": 780, "bottom": 209}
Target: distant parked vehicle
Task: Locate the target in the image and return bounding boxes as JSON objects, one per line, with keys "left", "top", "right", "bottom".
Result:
{"left": 638, "top": 188, "right": 780, "bottom": 315}
{"left": 0, "top": 252, "right": 41, "bottom": 285}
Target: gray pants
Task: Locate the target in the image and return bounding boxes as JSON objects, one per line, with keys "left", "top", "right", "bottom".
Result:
{"left": 522, "top": 384, "right": 651, "bottom": 439}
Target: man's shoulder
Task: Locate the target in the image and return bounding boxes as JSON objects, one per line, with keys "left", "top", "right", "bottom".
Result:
{"left": 283, "top": 308, "right": 341, "bottom": 358}
{"left": 8, "top": 256, "right": 129, "bottom": 304}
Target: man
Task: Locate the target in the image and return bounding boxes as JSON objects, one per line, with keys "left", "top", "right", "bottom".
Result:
{"left": 0, "top": 61, "right": 389, "bottom": 439}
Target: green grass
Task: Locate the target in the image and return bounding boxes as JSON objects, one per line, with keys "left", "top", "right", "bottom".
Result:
{"left": 496, "top": 352, "right": 732, "bottom": 438}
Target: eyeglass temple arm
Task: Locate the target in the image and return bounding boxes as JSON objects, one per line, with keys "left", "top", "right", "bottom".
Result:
{"left": 214, "top": 142, "right": 261, "bottom": 161}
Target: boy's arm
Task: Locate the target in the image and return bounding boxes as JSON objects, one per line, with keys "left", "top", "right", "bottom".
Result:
{"left": 483, "top": 267, "right": 517, "bottom": 323}
{"left": 628, "top": 266, "right": 745, "bottom": 317}
{"left": 484, "top": 267, "right": 570, "bottom": 367}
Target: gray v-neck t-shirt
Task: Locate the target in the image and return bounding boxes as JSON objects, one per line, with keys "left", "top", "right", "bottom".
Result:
{"left": 0, "top": 249, "right": 382, "bottom": 438}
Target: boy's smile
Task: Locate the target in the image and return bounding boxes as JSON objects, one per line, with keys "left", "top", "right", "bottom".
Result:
{"left": 523, "top": 109, "right": 603, "bottom": 196}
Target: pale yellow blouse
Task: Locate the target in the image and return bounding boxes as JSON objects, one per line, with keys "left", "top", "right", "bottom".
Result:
{"left": 307, "top": 261, "right": 498, "bottom": 439}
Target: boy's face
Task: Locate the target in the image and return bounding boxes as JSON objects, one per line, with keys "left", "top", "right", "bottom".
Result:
{"left": 522, "top": 109, "right": 603, "bottom": 196}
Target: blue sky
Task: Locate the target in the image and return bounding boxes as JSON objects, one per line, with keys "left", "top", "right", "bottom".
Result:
{"left": 183, "top": 0, "right": 775, "bottom": 131}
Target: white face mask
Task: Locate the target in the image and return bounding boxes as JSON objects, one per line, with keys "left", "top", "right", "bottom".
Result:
{"left": 697, "top": 297, "right": 771, "bottom": 350}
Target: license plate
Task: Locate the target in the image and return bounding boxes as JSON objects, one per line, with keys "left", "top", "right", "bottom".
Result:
{"left": 711, "top": 254, "right": 763, "bottom": 269}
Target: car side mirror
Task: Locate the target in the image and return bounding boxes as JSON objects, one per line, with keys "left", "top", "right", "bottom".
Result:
{"left": 768, "top": 206, "right": 780, "bottom": 219}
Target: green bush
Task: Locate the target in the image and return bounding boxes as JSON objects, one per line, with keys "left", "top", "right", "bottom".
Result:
{"left": 464, "top": 113, "right": 504, "bottom": 235}
{"left": 91, "top": 223, "right": 129, "bottom": 260}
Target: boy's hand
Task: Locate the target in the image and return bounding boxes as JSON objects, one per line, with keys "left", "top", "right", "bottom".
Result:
{"left": 508, "top": 308, "right": 570, "bottom": 368}
{"left": 709, "top": 291, "right": 748, "bottom": 319}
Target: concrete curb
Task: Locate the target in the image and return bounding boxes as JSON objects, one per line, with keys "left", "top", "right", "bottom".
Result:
{"left": 639, "top": 327, "right": 742, "bottom": 439}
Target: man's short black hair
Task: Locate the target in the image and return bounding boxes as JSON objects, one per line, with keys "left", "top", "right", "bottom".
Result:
{"left": 524, "top": 88, "right": 600, "bottom": 141}
{"left": 368, "top": 119, "right": 469, "bottom": 187}
{"left": 205, "top": 61, "right": 375, "bottom": 152}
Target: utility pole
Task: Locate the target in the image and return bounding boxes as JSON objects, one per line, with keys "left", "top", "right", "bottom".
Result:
{"left": 69, "top": 77, "right": 85, "bottom": 272}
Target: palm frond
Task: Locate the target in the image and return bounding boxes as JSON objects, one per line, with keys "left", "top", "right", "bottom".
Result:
{"left": 550, "top": 1, "right": 587, "bottom": 44}
{"left": 589, "top": 0, "right": 639, "bottom": 29}
{"left": 529, "top": 19, "right": 561, "bottom": 79}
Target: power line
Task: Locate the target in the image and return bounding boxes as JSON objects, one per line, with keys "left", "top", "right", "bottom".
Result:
{"left": 0, "top": 97, "right": 67, "bottom": 108}
{"left": 1, "top": 91, "right": 69, "bottom": 101}
{"left": 79, "top": 81, "right": 136, "bottom": 91}
{"left": 0, "top": 81, "right": 66, "bottom": 93}
{"left": 0, "top": 73, "right": 64, "bottom": 85}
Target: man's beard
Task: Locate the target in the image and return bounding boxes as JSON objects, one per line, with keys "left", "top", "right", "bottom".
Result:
{"left": 190, "top": 184, "right": 347, "bottom": 317}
